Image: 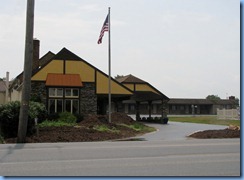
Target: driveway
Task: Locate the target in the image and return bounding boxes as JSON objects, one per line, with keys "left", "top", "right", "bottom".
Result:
{"left": 136, "top": 121, "right": 227, "bottom": 141}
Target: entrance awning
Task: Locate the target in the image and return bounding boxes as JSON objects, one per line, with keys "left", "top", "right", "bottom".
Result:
{"left": 46, "top": 73, "right": 83, "bottom": 87}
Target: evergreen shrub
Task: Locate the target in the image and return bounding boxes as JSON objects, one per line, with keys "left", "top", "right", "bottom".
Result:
{"left": 0, "top": 101, "right": 47, "bottom": 138}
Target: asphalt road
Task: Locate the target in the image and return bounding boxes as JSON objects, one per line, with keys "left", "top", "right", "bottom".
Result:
{"left": 0, "top": 122, "right": 240, "bottom": 176}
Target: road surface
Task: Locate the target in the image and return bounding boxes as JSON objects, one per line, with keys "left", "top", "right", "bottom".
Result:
{"left": 0, "top": 138, "right": 240, "bottom": 176}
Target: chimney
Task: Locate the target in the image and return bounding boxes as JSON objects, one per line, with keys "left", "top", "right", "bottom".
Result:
{"left": 32, "top": 39, "right": 40, "bottom": 70}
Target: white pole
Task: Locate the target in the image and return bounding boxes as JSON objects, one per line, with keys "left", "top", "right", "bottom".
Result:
{"left": 108, "top": 7, "right": 111, "bottom": 123}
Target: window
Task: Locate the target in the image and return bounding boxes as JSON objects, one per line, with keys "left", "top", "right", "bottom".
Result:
{"left": 65, "top": 88, "right": 79, "bottom": 97}
{"left": 49, "top": 88, "right": 63, "bottom": 97}
{"left": 49, "top": 99, "right": 63, "bottom": 113}
{"left": 65, "top": 89, "right": 72, "bottom": 97}
{"left": 48, "top": 88, "right": 79, "bottom": 114}
{"left": 65, "top": 99, "right": 79, "bottom": 114}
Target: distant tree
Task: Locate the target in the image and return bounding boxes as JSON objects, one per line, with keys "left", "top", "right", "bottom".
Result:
{"left": 114, "top": 75, "right": 124, "bottom": 79}
{"left": 206, "top": 95, "right": 221, "bottom": 100}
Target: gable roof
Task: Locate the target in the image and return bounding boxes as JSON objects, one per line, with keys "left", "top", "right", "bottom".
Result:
{"left": 116, "top": 74, "right": 146, "bottom": 83}
{"left": 117, "top": 74, "right": 169, "bottom": 101}
{"left": 39, "top": 51, "right": 55, "bottom": 67}
{"left": 31, "top": 47, "right": 134, "bottom": 96}
{"left": 52, "top": 47, "right": 81, "bottom": 61}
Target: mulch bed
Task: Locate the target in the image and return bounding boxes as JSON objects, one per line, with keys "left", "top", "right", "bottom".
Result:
{"left": 4, "top": 112, "right": 141, "bottom": 143}
{"left": 3, "top": 113, "right": 240, "bottom": 143}
{"left": 188, "top": 128, "right": 240, "bottom": 139}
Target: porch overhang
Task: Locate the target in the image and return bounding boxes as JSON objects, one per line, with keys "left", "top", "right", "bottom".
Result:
{"left": 45, "top": 73, "right": 83, "bottom": 87}
{"left": 131, "top": 91, "right": 169, "bottom": 102}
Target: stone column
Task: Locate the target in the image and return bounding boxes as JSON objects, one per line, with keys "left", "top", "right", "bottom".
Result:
{"left": 148, "top": 101, "right": 152, "bottom": 119}
{"left": 161, "top": 99, "right": 168, "bottom": 118}
{"left": 135, "top": 101, "right": 141, "bottom": 121}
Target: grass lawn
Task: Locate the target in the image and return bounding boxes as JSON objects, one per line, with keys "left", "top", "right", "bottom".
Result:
{"left": 169, "top": 116, "right": 240, "bottom": 126}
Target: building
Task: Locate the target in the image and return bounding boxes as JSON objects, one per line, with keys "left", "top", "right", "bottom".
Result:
{"left": 5, "top": 40, "right": 239, "bottom": 118}
{"left": 0, "top": 72, "right": 10, "bottom": 104}
{"left": 116, "top": 74, "right": 169, "bottom": 120}
{"left": 168, "top": 97, "right": 239, "bottom": 115}
{"left": 8, "top": 40, "right": 169, "bottom": 118}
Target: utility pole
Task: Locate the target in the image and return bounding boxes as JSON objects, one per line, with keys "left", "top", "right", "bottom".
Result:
{"left": 17, "top": 0, "right": 35, "bottom": 143}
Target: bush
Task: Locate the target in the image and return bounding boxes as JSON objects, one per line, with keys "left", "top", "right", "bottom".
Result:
{"left": 141, "top": 117, "right": 147, "bottom": 121}
{"left": 0, "top": 101, "right": 47, "bottom": 138}
{"left": 58, "top": 112, "right": 77, "bottom": 124}
{"left": 47, "top": 113, "right": 60, "bottom": 121}
{"left": 162, "top": 117, "right": 169, "bottom": 124}
{"left": 29, "top": 101, "right": 47, "bottom": 123}
{"left": 74, "top": 113, "right": 84, "bottom": 123}
{"left": 0, "top": 101, "right": 33, "bottom": 138}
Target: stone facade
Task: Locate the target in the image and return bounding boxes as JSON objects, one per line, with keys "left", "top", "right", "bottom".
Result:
{"left": 31, "top": 81, "right": 46, "bottom": 104}
{"left": 79, "top": 83, "right": 97, "bottom": 115}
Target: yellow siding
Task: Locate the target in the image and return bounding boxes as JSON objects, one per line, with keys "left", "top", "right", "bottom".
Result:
{"left": 66, "top": 61, "right": 95, "bottom": 82}
{"left": 123, "top": 84, "right": 134, "bottom": 91}
{"left": 135, "top": 84, "right": 159, "bottom": 94}
{"left": 96, "top": 72, "right": 132, "bottom": 95}
{"left": 32, "top": 60, "right": 63, "bottom": 81}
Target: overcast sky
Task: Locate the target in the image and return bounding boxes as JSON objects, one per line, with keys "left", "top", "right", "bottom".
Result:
{"left": 0, "top": 0, "right": 240, "bottom": 100}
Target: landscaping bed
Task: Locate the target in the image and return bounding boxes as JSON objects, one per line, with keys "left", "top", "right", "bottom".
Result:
{"left": 3, "top": 113, "right": 240, "bottom": 143}
{"left": 188, "top": 125, "right": 240, "bottom": 139}
{"left": 3, "top": 112, "right": 155, "bottom": 143}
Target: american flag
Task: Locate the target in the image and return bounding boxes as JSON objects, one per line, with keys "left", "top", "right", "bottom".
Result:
{"left": 97, "top": 15, "right": 109, "bottom": 44}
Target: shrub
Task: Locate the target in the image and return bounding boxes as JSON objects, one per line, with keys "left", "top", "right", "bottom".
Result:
{"left": 58, "top": 111, "right": 77, "bottom": 124}
{"left": 162, "top": 117, "right": 169, "bottom": 124}
{"left": 29, "top": 101, "right": 47, "bottom": 123}
{"left": 141, "top": 117, "right": 147, "bottom": 121}
{"left": 74, "top": 113, "right": 84, "bottom": 123}
{"left": 0, "top": 101, "right": 35, "bottom": 138}
{"left": 47, "top": 113, "right": 60, "bottom": 121}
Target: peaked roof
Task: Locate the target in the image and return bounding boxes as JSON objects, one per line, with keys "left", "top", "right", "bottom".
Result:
{"left": 116, "top": 74, "right": 169, "bottom": 101}
{"left": 52, "top": 47, "right": 81, "bottom": 61}
{"left": 116, "top": 74, "right": 146, "bottom": 83}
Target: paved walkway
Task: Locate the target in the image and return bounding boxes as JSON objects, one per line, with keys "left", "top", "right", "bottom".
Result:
{"left": 137, "top": 121, "right": 227, "bottom": 141}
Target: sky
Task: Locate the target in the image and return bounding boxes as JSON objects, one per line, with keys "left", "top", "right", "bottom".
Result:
{"left": 0, "top": 0, "right": 240, "bottom": 100}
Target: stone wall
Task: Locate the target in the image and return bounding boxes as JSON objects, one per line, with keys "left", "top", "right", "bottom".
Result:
{"left": 79, "top": 83, "right": 97, "bottom": 115}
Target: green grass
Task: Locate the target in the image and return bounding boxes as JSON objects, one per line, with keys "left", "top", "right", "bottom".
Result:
{"left": 169, "top": 116, "right": 240, "bottom": 126}
{"left": 93, "top": 124, "right": 120, "bottom": 133}
{"left": 121, "top": 122, "right": 156, "bottom": 132}
{"left": 39, "top": 120, "right": 77, "bottom": 127}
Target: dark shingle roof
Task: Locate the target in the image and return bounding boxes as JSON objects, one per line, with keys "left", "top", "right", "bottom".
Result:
{"left": 168, "top": 98, "right": 239, "bottom": 105}
{"left": 116, "top": 74, "right": 146, "bottom": 83}
{"left": 168, "top": 98, "right": 212, "bottom": 105}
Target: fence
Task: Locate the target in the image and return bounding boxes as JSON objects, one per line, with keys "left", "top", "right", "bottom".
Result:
{"left": 217, "top": 108, "right": 240, "bottom": 120}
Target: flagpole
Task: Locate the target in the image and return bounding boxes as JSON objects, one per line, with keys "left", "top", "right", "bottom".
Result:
{"left": 108, "top": 7, "right": 111, "bottom": 123}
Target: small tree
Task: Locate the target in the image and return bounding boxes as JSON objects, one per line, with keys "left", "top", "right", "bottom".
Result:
{"left": 206, "top": 95, "right": 221, "bottom": 100}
